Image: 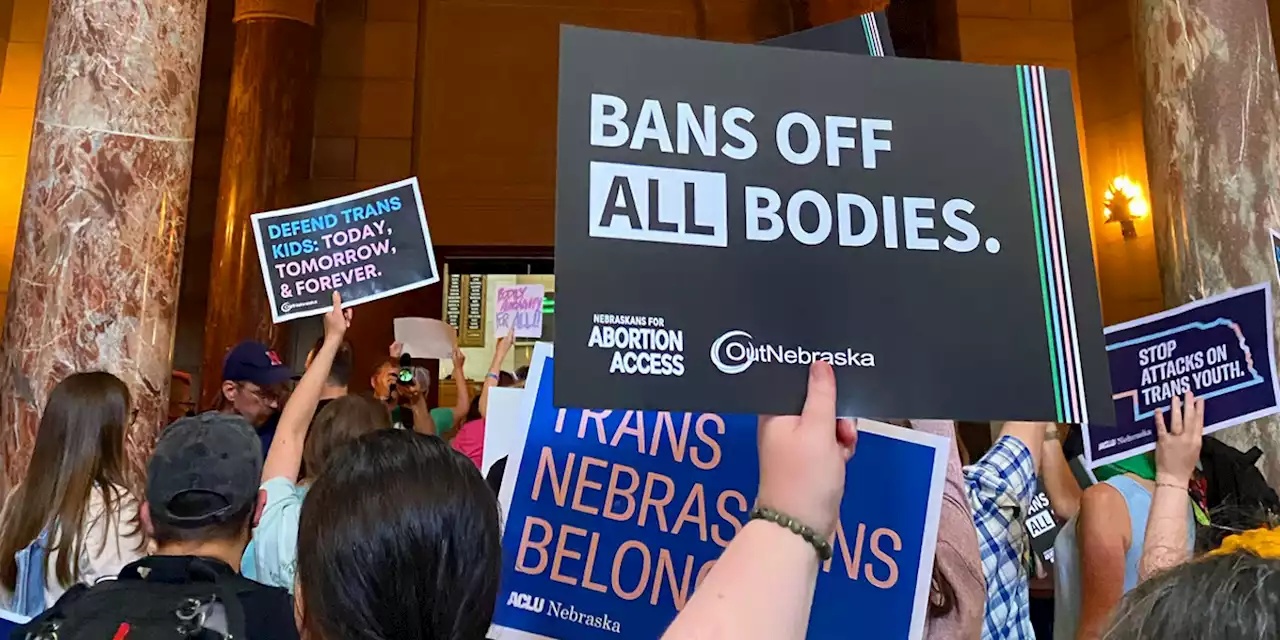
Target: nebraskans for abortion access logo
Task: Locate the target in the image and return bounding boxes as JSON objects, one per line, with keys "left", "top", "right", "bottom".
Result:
{"left": 710, "top": 330, "right": 875, "bottom": 375}
{"left": 587, "top": 313, "right": 686, "bottom": 377}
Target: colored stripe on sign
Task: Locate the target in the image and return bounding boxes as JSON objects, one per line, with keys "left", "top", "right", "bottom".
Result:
{"left": 1017, "top": 65, "right": 1087, "bottom": 424}
{"left": 862, "top": 14, "right": 885, "bottom": 56}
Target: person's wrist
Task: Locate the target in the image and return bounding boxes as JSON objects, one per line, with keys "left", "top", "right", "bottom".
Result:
{"left": 750, "top": 518, "right": 822, "bottom": 562}
{"left": 749, "top": 505, "right": 833, "bottom": 561}
{"left": 1155, "top": 471, "right": 1191, "bottom": 488}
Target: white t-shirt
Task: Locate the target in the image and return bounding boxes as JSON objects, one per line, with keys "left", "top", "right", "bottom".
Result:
{"left": 41, "top": 484, "right": 147, "bottom": 607}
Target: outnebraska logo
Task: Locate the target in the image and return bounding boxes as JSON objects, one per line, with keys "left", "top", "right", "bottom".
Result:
{"left": 506, "top": 592, "right": 545, "bottom": 614}
{"left": 279, "top": 299, "right": 319, "bottom": 314}
{"left": 710, "top": 330, "right": 875, "bottom": 375}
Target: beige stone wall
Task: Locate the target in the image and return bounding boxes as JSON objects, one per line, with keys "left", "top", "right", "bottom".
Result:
{"left": 954, "top": 0, "right": 1089, "bottom": 211}
{"left": 956, "top": 0, "right": 1077, "bottom": 67}
{"left": 0, "top": 0, "right": 46, "bottom": 326}
{"left": 309, "top": 0, "right": 419, "bottom": 205}
{"left": 951, "top": 0, "right": 1162, "bottom": 326}
{"left": 1072, "top": 0, "right": 1161, "bottom": 324}
{"left": 410, "top": 0, "right": 789, "bottom": 248}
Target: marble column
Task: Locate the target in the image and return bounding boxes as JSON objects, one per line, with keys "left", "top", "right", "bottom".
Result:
{"left": 198, "top": 0, "right": 317, "bottom": 409}
{"left": 0, "top": 0, "right": 208, "bottom": 487}
{"left": 1134, "top": 0, "right": 1280, "bottom": 483}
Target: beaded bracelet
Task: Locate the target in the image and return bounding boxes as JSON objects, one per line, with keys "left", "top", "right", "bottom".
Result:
{"left": 750, "top": 506, "right": 833, "bottom": 561}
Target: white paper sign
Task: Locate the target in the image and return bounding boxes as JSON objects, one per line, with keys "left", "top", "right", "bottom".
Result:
{"left": 493, "top": 284, "right": 544, "bottom": 338}
{"left": 393, "top": 317, "right": 455, "bottom": 359}
{"left": 482, "top": 387, "right": 526, "bottom": 478}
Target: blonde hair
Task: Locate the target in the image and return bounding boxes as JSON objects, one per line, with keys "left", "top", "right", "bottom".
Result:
{"left": 1210, "top": 527, "right": 1280, "bottom": 559}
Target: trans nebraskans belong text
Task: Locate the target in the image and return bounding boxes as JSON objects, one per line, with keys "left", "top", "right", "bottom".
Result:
{"left": 512, "top": 408, "right": 906, "bottom": 613}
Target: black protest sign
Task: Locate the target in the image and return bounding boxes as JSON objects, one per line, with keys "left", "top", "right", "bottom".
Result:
{"left": 252, "top": 178, "right": 439, "bottom": 322}
{"left": 553, "top": 27, "right": 1114, "bottom": 423}
{"left": 762, "top": 11, "right": 893, "bottom": 57}
{"left": 1026, "top": 483, "right": 1059, "bottom": 566}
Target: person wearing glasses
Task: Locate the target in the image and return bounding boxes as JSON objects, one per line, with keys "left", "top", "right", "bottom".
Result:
{"left": 217, "top": 341, "right": 296, "bottom": 455}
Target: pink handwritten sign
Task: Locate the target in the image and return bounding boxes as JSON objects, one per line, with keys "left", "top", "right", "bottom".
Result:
{"left": 495, "top": 284, "right": 545, "bottom": 338}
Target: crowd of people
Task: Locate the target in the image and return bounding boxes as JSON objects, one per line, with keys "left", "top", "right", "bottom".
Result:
{"left": 0, "top": 290, "right": 1277, "bottom": 639}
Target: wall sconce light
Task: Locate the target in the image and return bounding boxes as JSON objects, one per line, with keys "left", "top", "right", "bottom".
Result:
{"left": 1103, "top": 176, "right": 1148, "bottom": 240}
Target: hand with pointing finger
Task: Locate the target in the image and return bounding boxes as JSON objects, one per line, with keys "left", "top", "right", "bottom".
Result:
{"left": 756, "top": 361, "right": 857, "bottom": 540}
{"left": 323, "top": 291, "right": 351, "bottom": 341}
{"left": 1154, "top": 391, "right": 1205, "bottom": 487}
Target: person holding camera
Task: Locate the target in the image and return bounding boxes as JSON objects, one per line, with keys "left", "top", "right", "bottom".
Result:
{"left": 371, "top": 344, "right": 468, "bottom": 437}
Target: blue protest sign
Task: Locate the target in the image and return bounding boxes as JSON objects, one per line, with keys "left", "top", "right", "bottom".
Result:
{"left": 1084, "top": 284, "right": 1280, "bottom": 466}
{"left": 0, "top": 610, "right": 29, "bottom": 637}
{"left": 492, "top": 344, "right": 947, "bottom": 640}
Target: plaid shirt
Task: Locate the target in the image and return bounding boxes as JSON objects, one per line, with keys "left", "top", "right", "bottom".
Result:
{"left": 963, "top": 435, "right": 1037, "bottom": 640}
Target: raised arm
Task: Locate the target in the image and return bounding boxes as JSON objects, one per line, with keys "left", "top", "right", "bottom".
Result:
{"left": 1139, "top": 391, "right": 1203, "bottom": 581}
{"left": 996, "top": 421, "right": 1047, "bottom": 473}
{"left": 260, "top": 292, "right": 350, "bottom": 484}
{"left": 448, "top": 347, "right": 470, "bottom": 431}
{"left": 663, "top": 362, "right": 856, "bottom": 640}
{"left": 409, "top": 396, "right": 437, "bottom": 436}
{"left": 478, "top": 328, "right": 515, "bottom": 418}
{"left": 1042, "top": 425, "right": 1083, "bottom": 520}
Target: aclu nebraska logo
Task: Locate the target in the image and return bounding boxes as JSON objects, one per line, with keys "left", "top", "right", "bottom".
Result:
{"left": 505, "top": 592, "right": 622, "bottom": 634}
{"left": 507, "top": 592, "right": 545, "bottom": 614}
{"left": 589, "top": 161, "right": 728, "bottom": 248}
{"left": 710, "top": 330, "right": 876, "bottom": 375}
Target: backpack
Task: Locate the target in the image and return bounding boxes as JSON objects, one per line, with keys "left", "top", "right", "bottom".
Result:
{"left": 1198, "top": 436, "right": 1280, "bottom": 550}
{"left": 14, "top": 557, "right": 249, "bottom": 640}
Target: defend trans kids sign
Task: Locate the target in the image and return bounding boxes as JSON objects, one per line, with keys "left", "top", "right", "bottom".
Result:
{"left": 251, "top": 177, "right": 439, "bottom": 323}
{"left": 1084, "top": 284, "right": 1280, "bottom": 466}
{"left": 491, "top": 344, "right": 948, "bottom": 640}
{"left": 552, "top": 27, "right": 1112, "bottom": 424}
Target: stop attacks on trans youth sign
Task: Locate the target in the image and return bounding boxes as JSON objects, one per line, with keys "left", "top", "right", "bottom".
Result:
{"left": 1084, "top": 284, "right": 1280, "bottom": 467}
{"left": 251, "top": 177, "right": 440, "bottom": 323}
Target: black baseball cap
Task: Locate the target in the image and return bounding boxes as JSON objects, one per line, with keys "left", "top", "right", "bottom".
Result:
{"left": 221, "top": 341, "right": 294, "bottom": 387}
{"left": 147, "top": 412, "right": 263, "bottom": 528}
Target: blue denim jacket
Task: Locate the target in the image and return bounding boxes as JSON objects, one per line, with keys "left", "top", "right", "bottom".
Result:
{"left": 11, "top": 529, "right": 49, "bottom": 617}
